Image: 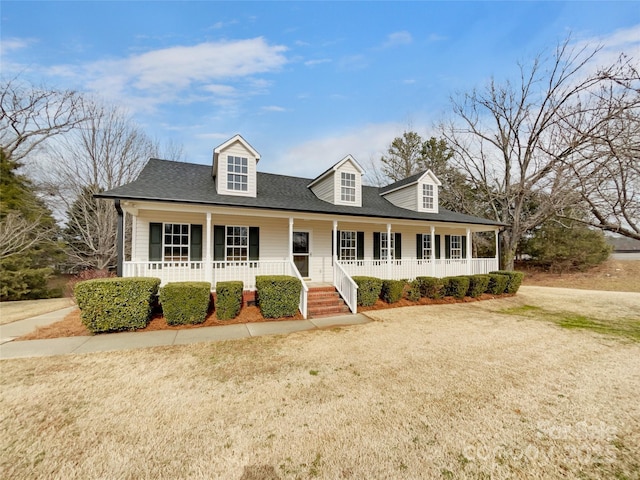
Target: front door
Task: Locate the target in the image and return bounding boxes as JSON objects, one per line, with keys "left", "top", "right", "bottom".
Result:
{"left": 292, "top": 231, "right": 310, "bottom": 277}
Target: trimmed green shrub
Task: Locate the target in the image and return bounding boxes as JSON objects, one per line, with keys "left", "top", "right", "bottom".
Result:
{"left": 443, "top": 276, "right": 470, "bottom": 299}
{"left": 215, "top": 281, "right": 243, "bottom": 320}
{"left": 415, "top": 276, "right": 444, "bottom": 299}
{"left": 160, "top": 281, "right": 211, "bottom": 325}
{"left": 256, "top": 275, "right": 301, "bottom": 318}
{"left": 405, "top": 279, "right": 421, "bottom": 302}
{"left": 74, "top": 277, "right": 160, "bottom": 333}
{"left": 381, "top": 279, "right": 405, "bottom": 304}
{"left": 490, "top": 270, "right": 525, "bottom": 294}
{"left": 468, "top": 274, "right": 491, "bottom": 298}
{"left": 352, "top": 276, "right": 383, "bottom": 306}
{"left": 487, "top": 273, "right": 508, "bottom": 295}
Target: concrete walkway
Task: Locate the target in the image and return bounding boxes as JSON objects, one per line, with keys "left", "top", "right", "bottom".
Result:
{"left": 0, "top": 307, "right": 370, "bottom": 360}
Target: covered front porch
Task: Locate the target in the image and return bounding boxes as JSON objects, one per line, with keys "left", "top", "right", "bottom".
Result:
{"left": 117, "top": 202, "right": 501, "bottom": 318}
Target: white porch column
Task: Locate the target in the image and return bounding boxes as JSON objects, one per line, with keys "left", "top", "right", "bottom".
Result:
{"left": 332, "top": 220, "right": 338, "bottom": 263}
{"left": 386, "top": 223, "right": 392, "bottom": 279}
{"left": 131, "top": 214, "right": 137, "bottom": 262}
{"left": 430, "top": 225, "right": 436, "bottom": 277}
{"left": 289, "top": 217, "right": 294, "bottom": 261}
{"left": 205, "top": 212, "right": 212, "bottom": 286}
{"left": 122, "top": 212, "right": 127, "bottom": 266}
{"left": 466, "top": 227, "right": 472, "bottom": 274}
{"left": 494, "top": 228, "right": 500, "bottom": 270}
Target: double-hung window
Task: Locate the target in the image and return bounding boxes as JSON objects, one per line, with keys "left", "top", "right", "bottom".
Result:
{"left": 164, "top": 223, "right": 189, "bottom": 261}
{"left": 227, "top": 156, "right": 248, "bottom": 191}
{"left": 340, "top": 231, "right": 357, "bottom": 261}
{"left": 422, "top": 184, "right": 434, "bottom": 210}
{"left": 450, "top": 235, "right": 462, "bottom": 259}
{"left": 380, "top": 232, "right": 395, "bottom": 260}
{"left": 422, "top": 234, "right": 432, "bottom": 259}
{"left": 226, "top": 226, "right": 248, "bottom": 261}
{"left": 341, "top": 172, "right": 356, "bottom": 202}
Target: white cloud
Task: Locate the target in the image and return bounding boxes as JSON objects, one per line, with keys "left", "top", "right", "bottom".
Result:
{"left": 262, "top": 105, "right": 286, "bottom": 112}
{"left": 0, "top": 37, "right": 34, "bottom": 55}
{"left": 572, "top": 24, "right": 640, "bottom": 74}
{"left": 202, "top": 84, "right": 237, "bottom": 96}
{"left": 268, "top": 122, "right": 428, "bottom": 179}
{"left": 304, "top": 58, "right": 331, "bottom": 67}
{"left": 383, "top": 31, "right": 413, "bottom": 48}
{"left": 34, "top": 38, "right": 288, "bottom": 114}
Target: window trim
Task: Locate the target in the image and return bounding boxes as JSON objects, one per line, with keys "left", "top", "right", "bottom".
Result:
{"left": 422, "top": 234, "right": 432, "bottom": 259}
{"left": 422, "top": 183, "right": 434, "bottom": 210}
{"left": 340, "top": 171, "right": 356, "bottom": 203}
{"left": 339, "top": 230, "right": 357, "bottom": 261}
{"left": 380, "top": 232, "right": 395, "bottom": 260}
{"left": 163, "top": 223, "right": 190, "bottom": 262}
{"left": 227, "top": 155, "right": 248, "bottom": 191}
{"left": 225, "top": 225, "right": 249, "bottom": 262}
{"left": 450, "top": 235, "right": 462, "bottom": 259}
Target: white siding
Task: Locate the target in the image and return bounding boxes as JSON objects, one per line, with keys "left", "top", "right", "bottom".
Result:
{"left": 134, "top": 211, "right": 206, "bottom": 261}
{"left": 215, "top": 141, "right": 258, "bottom": 197}
{"left": 309, "top": 175, "right": 334, "bottom": 203}
{"left": 134, "top": 211, "right": 289, "bottom": 262}
{"left": 334, "top": 160, "right": 362, "bottom": 207}
{"left": 383, "top": 185, "right": 417, "bottom": 210}
{"left": 417, "top": 179, "right": 439, "bottom": 213}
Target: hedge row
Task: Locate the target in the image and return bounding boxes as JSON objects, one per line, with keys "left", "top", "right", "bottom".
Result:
{"left": 351, "top": 271, "right": 524, "bottom": 306}
{"left": 256, "top": 275, "right": 302, "bottom": 318}
{"left": 159, "top": 281, "right": 211, "bottom": 325}
{"left": 215, "top": 281, "right": 243, "bottom": 320}
{"left": 74, "top": 277, "right": 161, "bottom": 333}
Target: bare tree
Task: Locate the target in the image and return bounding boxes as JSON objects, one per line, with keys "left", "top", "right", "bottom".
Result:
{"left": 440, "top": 38, "right": 639, "bottom": 269}
{"left": 565, "top": 91, "right": 640, "bottom": 240}
{"left": 40, "top": 101, "right": 158, "bottom": 271}
{"left": 0, "top": 212, "right": 54, "bottom": 260}
{"left": 0, "top": 77, "right": 87, "bottom": 163}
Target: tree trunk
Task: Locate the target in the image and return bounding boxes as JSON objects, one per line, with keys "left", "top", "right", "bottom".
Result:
{"left": 499, "top": 230, "right": 517, "bottom": 271}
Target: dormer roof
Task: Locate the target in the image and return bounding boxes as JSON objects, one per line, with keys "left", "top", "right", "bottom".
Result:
{"left": 379, "top": 169, "right": 441, "bottom": 195}
{"left": 307, "top": 155, "right": 365, "bottom": 188}
{"left": 214, "top": 134, "right": 260, "bottom": 160}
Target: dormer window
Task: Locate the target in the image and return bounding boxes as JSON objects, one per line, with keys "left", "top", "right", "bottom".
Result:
{"left": 341, "top": 172, "right": 356, "bottom": 202}
{"left": 422, "top": 184, "right": 434, "bottom": 210}
{"left": 227, "top": 156, "right": 248, "bottom": 191}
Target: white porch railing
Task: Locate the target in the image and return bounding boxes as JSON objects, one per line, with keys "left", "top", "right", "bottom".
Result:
{"left": 123, "top": 259, "right": 290, "bottom": 290}
{"left": 334, "top": 260, "right": 358, "bottom": 314}
{"left": 123, "top": 258, "right": 309, "bottom": 318}
{"left": 123, "top": 261, "right": 207, "bottom": 284}
{"left": 338, "top": 258, "right": 499, "bottom": 280}
{"left": 287, "top": 259, "right": 308, "bottom": 319}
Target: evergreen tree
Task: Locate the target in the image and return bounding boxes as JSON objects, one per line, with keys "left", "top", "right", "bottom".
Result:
{"left": 519, "top": 214, "right": 611, "bottom": 272}
{"left": 0, "top": 149, "right": 62, "bottom": 300}
{"left": 379, "top": 131, "right": 476, "bottom": 213}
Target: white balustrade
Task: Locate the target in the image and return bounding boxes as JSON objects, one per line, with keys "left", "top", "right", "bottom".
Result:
{"left": 334, "top": 260, "right": 358, "bottom": 313}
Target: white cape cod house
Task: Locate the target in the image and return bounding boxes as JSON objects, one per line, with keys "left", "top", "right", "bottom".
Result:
{"left": 97, "top": 135, "right": 502, "bottom": 318}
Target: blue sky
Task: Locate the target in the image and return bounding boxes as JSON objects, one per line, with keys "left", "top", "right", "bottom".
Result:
{"left": 2, "top": 1, "right": 639, "bottom": 180}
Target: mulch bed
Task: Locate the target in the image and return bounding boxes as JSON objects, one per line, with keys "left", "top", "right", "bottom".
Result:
{"left": 17, "top": 293, "right": 509, "bottom": 341}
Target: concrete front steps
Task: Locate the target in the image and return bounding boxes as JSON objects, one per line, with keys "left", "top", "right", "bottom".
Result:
{"left": 307, "top": 286, "right": 351, "bottom": 318}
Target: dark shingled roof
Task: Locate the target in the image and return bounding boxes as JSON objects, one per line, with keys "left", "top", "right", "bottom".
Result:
{"left": 97, "top": 159, "right": 502, "bottom": 227}
{"left": 379, "top": 170, "right": 426, "bottom": 194}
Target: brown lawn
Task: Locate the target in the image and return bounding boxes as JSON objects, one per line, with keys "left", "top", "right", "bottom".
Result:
{"left": 1, "top": 286, "right": 639, "bottom": 479}
{"left": 521, "top": 258, "right": 640, "bottom": 293}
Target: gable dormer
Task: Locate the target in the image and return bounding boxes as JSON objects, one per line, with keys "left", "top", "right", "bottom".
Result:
{"left": 308, "top": 155, "right": 365, "bottom": 207}
{"left": 380, "top": 170, "right": 441, "bottom": 213}
{"left": 212, "top": 134, "right": 260, "bottom": 197}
